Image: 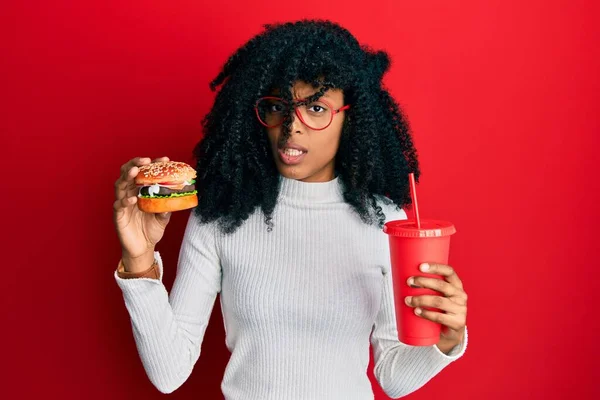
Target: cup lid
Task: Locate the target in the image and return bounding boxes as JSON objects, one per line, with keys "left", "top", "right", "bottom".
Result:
{"left": 383, "top": 219, "right": 456, "bottom": 238}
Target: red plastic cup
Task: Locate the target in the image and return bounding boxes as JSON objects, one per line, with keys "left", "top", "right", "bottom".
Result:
{"left": 383, "top": 219, "right": 456, "bottom": 346}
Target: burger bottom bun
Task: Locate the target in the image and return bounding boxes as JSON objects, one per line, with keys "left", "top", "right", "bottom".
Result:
{"left": 137, "top": 195, "right": 198, "bottom": 213}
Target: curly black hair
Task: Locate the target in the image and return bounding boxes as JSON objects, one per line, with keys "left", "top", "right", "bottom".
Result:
{"left": 193, "top": 19, "right": 420, "bottom": 234}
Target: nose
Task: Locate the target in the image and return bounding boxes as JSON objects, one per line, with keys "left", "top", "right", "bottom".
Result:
{"left": 290, "top": 111, "right": 305, "bottom": 134}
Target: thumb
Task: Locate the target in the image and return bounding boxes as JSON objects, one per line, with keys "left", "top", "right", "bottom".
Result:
{"left": 156, "top": 212, "right": 172, "bottom": 225}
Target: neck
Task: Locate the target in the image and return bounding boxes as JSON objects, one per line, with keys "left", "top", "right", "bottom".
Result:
{"left": 278, "top": 174, "right": 344, "bottom": 204}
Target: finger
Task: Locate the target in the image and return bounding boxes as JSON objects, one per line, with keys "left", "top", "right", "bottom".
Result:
{"left": 414, "top": 308, "right": 465, "bottom": 331}
{"left": 152, "top": 156, "right": 170, "bottom": 163}
{"left": 409, "top": 276, "right": 458, "bottom": 297}
{"left": 117, "top": 157, "right": 150, "bottom": 197}
{"left": 155, "top": 212, "right": 171, "bottom": 227}
{"left": 420, "top": 262, "right": 464, "bottom": 290}
{"left": 405, "top": 295, "right": 465, "bottom": 315}
{"left": 120, "top": 157, "right": 151, "bottom": 176}
{"left": 115, "top": 166, "right": 140, "bottom": 198}
{"left": 113, "top": 195, "right": 137, "bottom": 211}
{"left": 113, "top": 196, "right": 137, "bottom": 220}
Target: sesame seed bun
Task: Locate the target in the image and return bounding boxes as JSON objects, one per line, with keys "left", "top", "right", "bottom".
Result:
{"left": 135, "top": 161, "right": 197, "bottom": 185}
{"left": 137, "top": 194, "right": 198, "bottom": 213}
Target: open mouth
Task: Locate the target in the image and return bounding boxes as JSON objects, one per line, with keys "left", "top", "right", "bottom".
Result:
{"left": 278, "top": 147, "right": 307, "bottom": 165}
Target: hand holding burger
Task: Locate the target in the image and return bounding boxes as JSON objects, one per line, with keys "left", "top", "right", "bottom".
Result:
{"left": 113, "top": 156, "right": 197, "bottom": 274}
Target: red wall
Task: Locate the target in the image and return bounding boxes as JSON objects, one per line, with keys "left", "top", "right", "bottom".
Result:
{"left": 3, "top": 1, "right": 598, "bottom": 398}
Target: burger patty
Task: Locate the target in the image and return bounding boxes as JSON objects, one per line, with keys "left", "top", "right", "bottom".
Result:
{"left": 139, "top": 184, "right": 196, "bottom": 196}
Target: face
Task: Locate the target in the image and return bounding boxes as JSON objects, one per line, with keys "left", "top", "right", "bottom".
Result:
{"left": 264, "top": 81, "right": 346, "bottom": 183}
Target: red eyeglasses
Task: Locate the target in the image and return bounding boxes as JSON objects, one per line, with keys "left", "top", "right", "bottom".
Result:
{"left": 254, "top": 96, "right": 351, "bottom": 131}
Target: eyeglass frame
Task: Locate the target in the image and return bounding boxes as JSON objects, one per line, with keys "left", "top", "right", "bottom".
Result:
{"left": 254, "top": 96, "right": 351, "bottom": 131}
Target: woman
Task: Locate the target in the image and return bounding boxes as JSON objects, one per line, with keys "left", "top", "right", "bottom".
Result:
{"left": 113, "top": 20, "right": 468, "bottom": 399}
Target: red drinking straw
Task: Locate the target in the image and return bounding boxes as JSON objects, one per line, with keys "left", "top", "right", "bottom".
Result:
{"left": 408, "top": 173, "right": 421, "bottom": 229}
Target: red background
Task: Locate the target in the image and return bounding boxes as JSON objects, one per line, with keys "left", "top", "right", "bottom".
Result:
{"left": 3, "top": 0, "right": 599, "bottom": 398}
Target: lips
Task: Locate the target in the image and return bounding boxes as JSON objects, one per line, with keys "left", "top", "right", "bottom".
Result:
{"left": 281, "top": 142, "right": 308, "bottom": 152}
{"left": 277, "top": 142, "right": 308, "bottom": 165}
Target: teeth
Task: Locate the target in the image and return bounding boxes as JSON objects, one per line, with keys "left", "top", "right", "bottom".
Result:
{"left": 284, "top": 148, "right": 303, "bottom": 156}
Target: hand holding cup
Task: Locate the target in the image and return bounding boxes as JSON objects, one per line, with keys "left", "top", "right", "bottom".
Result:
{"left": 404, "top": 262, "right": 468, "bottom": 351}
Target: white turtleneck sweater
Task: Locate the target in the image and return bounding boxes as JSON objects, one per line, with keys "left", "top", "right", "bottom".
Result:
{"left": 114, "top": 176, "right": 467, "bottom": 399}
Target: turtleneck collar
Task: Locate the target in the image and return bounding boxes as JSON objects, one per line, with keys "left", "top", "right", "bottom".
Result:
{"left": 278, "top": 175, "right": 344, "bottom": 204}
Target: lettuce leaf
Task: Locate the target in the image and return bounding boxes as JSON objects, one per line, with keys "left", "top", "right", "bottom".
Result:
{"left": 138, "top": 190, "right": 198, "bottom": 199}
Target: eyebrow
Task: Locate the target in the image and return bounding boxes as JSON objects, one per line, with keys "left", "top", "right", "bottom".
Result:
{"left": 270, "top": 87, "right": 337, "bottom": 100}
{"left": 293, "top": 90, "right": 334, "bottom": 101}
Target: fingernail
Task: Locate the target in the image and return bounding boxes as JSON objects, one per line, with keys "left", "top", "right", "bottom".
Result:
{"left": 405, "top": 296, "right": 412, "bottom": 306}
{"left": 407, "top": 277, "right": 420, "bottom": 288}
{"left": 415, "top": 307, "right": 422, "bottom": 315}
{"left": 420, "top": 263, "right": 430, "bottom": 272}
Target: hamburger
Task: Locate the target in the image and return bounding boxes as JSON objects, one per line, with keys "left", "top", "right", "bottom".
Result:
{"left": 135, "top": 161, "right": 198, "bottom": 213}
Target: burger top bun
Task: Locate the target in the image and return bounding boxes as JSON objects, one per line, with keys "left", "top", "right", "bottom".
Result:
{"left": 135, "top": 161, "right": 196, "bottom": 185}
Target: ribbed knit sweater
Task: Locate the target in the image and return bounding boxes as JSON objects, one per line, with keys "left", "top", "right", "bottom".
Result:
{"left": 114, "top": 175, "right": 467, "bottom": 399}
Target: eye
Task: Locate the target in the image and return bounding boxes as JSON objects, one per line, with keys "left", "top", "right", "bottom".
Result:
{"left": 268, "top": 101, "right": 285, "bottom": 113}
{"left": 307, "top": 104, "right": 327, "bottom": 113}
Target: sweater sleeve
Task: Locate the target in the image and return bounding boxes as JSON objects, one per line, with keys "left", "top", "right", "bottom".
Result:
{"left": 370, "top": 204, "right": 468, "bottom": 398}
{"left": 114, "top": 212, "right": 222, "bottom": 394}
